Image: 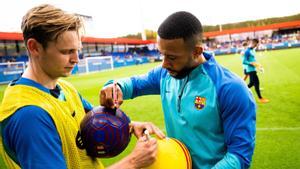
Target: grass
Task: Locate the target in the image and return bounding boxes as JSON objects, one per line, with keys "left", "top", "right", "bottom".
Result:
{"left": 0, "top": 48, "right": 300, "bottom": 168}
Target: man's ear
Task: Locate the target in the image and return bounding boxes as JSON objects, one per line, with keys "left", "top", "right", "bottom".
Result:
{"left": 26, "top": 38, "right": 42, "bottom": 57}
{"left": 193, "top": 45, "right": 203, "bottom": 58}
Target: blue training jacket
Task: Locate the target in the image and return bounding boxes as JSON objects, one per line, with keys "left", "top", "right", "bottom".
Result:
{"left": 112, "top": 52, "right": 256, "bottom": 169}
{"left": 243, "top": 48, "right": 257, "bottom": 73}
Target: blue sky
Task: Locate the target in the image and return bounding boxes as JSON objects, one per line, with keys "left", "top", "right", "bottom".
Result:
{"left": 1, "top": 0, "right": 299, "bottom": 38}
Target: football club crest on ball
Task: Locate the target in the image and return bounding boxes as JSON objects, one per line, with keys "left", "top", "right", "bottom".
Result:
{"left": 195, "top": 96, "right": 206, "bottom": 110}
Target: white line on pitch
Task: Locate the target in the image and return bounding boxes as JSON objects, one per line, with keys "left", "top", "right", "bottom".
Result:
{"left": 257, "top": 127, "right": 300, "bottom": 131}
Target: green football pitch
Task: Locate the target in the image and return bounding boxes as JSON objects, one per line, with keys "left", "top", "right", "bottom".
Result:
{"left": 0, "top": 48, "right": 299, "bottom": 168}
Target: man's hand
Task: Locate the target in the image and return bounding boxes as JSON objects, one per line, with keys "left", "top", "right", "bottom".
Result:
{"left": 251, "top": 62, "right": 262, "bottom": 68}
{"left": 127, "top": 136, "right": 158, "bottom": 168}
{"left": 100, "top": 83, "right": 123, "bottom": 109}
{"left": 106, "top": 135, "right": 158, "bottom": 169}
{"left": 251, "top": 62, "right": 264, "bottom": 73}
{"left": 130, "top": 121, "right": 165, "bottom": 139}
{"left": 258, "top": 66, "right": 264, "bottom": 73}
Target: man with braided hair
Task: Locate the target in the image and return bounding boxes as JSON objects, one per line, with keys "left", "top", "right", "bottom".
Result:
{"left": 101, "top": 11, "right": 256, "bottom": 169}
{"left": 0, "top": 4, "right": 165, "bottom": 169}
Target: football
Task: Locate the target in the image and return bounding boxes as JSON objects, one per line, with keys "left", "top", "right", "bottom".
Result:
{"left": 76, "top": 106, "right": 131, "bottom": 158}
{"left": 145, "top": 138, "right": 192, "bottom": 169}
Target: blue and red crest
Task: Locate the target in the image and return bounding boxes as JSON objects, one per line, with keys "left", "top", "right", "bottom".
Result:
{"left": 194, "top": 96, "right": 206, "bottom": 110}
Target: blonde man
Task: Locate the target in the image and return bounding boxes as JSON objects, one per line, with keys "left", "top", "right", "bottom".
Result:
{"left": 0, "top": 4, "right": 164, "bottom": 169}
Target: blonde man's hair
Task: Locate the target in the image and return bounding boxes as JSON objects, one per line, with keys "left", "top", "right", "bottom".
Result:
{"left": 21, "top": 4, "right": 83, "bottom": 48}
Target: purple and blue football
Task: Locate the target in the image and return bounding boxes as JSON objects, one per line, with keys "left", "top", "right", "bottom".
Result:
{"left": 77, "top": 106, "right": 131, "bottom": 158}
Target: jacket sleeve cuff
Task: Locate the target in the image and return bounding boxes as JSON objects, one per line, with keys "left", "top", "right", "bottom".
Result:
{"left": 212, "top": 153, "right": 241, "bottom": 169}
{"left": 104, "top": 78, "right": 133, "bottom": 100}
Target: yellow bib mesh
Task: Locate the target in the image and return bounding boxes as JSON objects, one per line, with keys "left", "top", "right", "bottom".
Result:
{"left": 0, "top": 79, "right": 104, "bottom": 169}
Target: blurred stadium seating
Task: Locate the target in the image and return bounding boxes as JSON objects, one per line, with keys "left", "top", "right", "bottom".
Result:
{"left": 0, "top": 20, "right": 299, "bottom": 83}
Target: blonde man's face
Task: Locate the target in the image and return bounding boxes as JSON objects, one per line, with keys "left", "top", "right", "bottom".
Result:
{"left": 38, "top": 31, "right": 81, "bottom": 79}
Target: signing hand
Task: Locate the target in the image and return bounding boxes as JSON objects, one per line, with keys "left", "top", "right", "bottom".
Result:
{"left": 106, "top": 135, "right": 157, "bottom": 169}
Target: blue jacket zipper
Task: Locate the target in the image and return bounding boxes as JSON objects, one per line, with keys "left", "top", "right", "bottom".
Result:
{"left": 177, "top": 75, "right": 189, "bottom": 113}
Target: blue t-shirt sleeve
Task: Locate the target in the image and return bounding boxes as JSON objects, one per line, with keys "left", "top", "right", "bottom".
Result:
{"left": 2, "top": 106, "right": 67, "bottom": 169}
{"left": 218, "top": 80, "right": 256, "bottom": 169}
{"left": 79, "top": 93, "right": 93, "bottom": 112}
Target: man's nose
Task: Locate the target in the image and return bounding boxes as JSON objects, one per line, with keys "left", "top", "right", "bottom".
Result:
{"left": 162, "top": 58, "right": 170, "bottom": 69}
{"left": 70, "top": 51, "right": 79, "bottom": 64}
